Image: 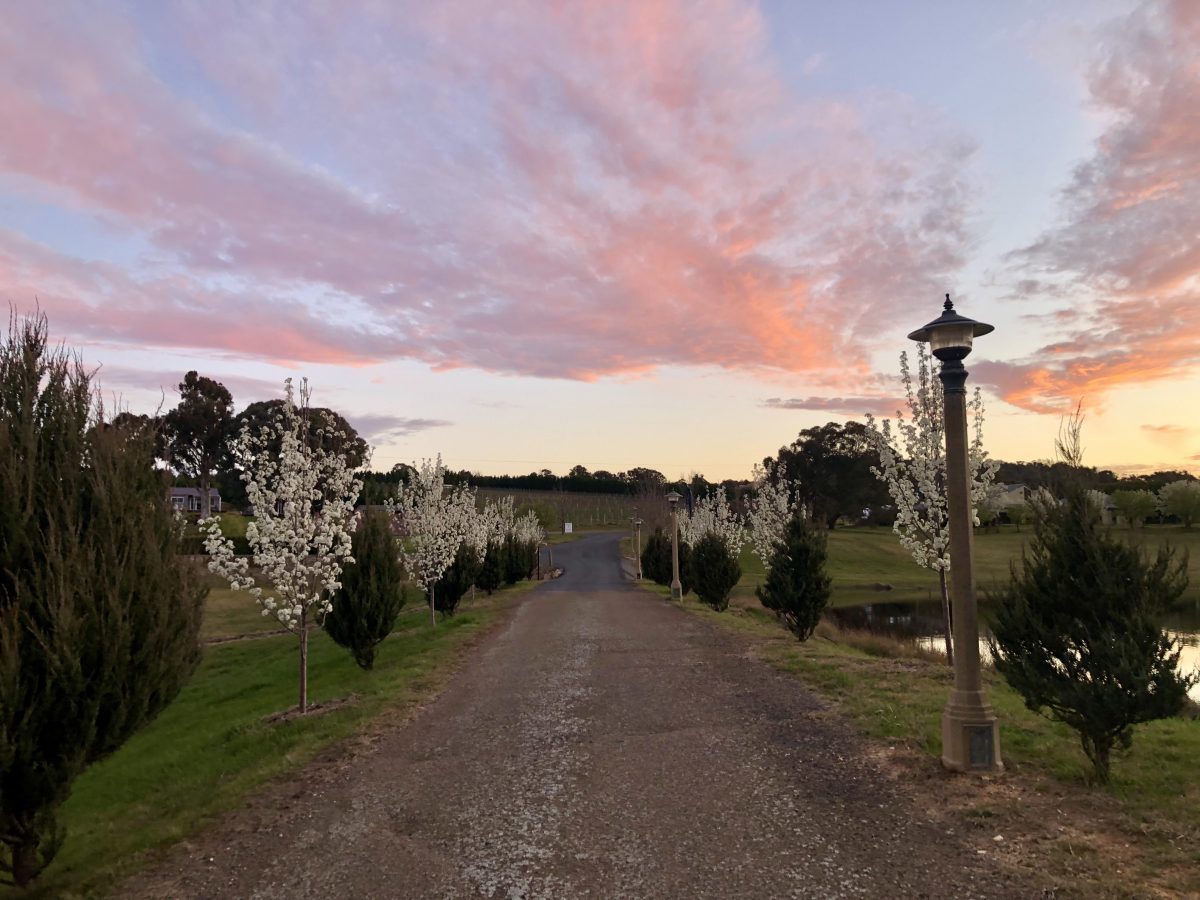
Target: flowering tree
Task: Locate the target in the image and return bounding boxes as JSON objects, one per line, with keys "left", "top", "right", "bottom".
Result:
{"left": 203, "top": 378, "right": 363, "bottom": 714}
{"left": 390, "top": 456, "right": 475, "bottom": 624}
{"left": 679, "top": 489, "right": 746, "bottom": 558}
{"left": 746, "top": 463, "right": 800, "bottom": 574}
{"left": 864, "top": 344, "right": 999, "bottom": 665}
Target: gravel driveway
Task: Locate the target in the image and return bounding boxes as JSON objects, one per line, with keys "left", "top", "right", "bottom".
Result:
{"left": 126, "top": 532, "right": 1041, "bottom": 899}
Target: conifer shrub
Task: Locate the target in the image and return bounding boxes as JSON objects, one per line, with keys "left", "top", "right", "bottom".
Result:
{"left": 640, "top": 527, "right": 692, "bottom": 594}
{"left": 689, "top": 532, "right": 741, "bottom": 611}
{"left": 431, "top": 542, "right": 481, "bottom": 616}
{"left": 0, "top": 314, "right": 205, "bottom": 887}
{"left": 502, "top": 534, "right": 526, "bottom": 585}
{"left": 756, "top": 509, "right": 832, "bottom": 641}
{"left": 476, "top": 540, "right": 503, "bottom": 594}
{"left": 990, "top": 488, "right": 1196, "bottom": 782}
{"left": 325, "top": 508, "right": 405, "bottom": 669}
{"left": 641, "top": 527, "right": 671, "bottom": 584}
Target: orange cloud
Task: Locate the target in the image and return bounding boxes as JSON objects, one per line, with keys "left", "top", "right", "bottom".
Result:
{"left": 994, "top": 0, "right": 1200, "bottom": 412}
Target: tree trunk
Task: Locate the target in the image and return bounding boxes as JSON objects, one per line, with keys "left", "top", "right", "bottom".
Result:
{"left": 11, "top": 838, "right": 38, "bottom": 888}
{"left": 298, "top": 607, "right": 309, "bottom": 714}
{"left": 430, "top": 583, "right": 437, "bottom": 626}
{"left": 199, "top": 471, "right": 211, "bottom": 519}
{"left": 939, "top": 568, "right": 954, "bottom": 667}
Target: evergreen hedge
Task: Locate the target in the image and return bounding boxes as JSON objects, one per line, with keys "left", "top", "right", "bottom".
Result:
{"left": 0, "top": 314, "right": 205, "bottom": 887}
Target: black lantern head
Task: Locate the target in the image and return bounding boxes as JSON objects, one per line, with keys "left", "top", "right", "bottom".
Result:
{"left": 908, "top": 294, "right": 993, "bottom": 362}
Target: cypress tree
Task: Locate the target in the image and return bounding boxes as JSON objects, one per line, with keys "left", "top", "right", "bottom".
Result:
{"left": 475, "top": 540, "right": 503, "bottom": 594}
{"left": 641, "top": 527, "right": 671, "bottom": 585}
{"left": 502, "top": 533, "right": 525, "bottom": 585}
{"left": 990, "top": 488, "right": 1195, "bottom": 782}
{"left": 432, "top": 542, "right": 482, "bottom": 616}
{"left": 689, "top": 532, "right": 741, "bottom": 611}
{"left": 0, "top": 314, "right": 205, "bottom": 887}
{"left": 756, "top": 509, "right": 832, "bottom": 641}
{"left": 325, "top": 508, "right": 406, "bottom": 670}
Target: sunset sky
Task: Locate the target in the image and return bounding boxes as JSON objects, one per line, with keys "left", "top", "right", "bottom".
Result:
{"left": 2, "top": 0, "right": 1197, "bottom": 481}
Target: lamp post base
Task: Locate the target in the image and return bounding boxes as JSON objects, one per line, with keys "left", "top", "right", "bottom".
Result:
{"left": 941, "top": 691, "right": 1002, "bottom": 773}
{"left": 670, "top": 581, "right": 682, "bottom": 600}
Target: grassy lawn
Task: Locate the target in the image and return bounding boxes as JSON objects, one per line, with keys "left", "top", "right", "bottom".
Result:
{"left": 723, "top": 524, "right": 1200, "bottom": 610}
{"left": 10, "top": 578, "right": 538, "bottom": 899}
{"left": 639, "top": 574, "right": 1200, "bottom": 897}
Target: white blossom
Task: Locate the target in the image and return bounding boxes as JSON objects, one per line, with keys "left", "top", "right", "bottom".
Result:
{"left": 679, "top": 489, "right": 745, "bottom": 558}
{"left": 387, "top": 455, "right": 475, "bottom": 596}
{"left": 864, "top": 343, "right": 999, "bottom": 576}
{"left": 201, "top": 377, "right": 363, "bottom": 635}
{"left": 746, "top": 463, "right": 800, "bottom": 573}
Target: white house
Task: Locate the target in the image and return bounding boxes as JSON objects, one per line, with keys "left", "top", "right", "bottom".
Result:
{"left": 169, "top": 487, "right": 221, "bottom": 513}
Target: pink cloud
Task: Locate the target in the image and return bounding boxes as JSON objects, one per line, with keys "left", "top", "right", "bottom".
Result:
{"left": 993, "top": 0, "right": 1200, "bottom": 412}
{"left": 0, "top": 1, "right": 974, "bottom": 383}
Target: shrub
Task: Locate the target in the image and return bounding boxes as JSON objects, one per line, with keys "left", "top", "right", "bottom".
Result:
{"left": 689, "top": 532, "right": 741, "bottom": 611}
{"left": 0, "top": 314, "right": 205, "bottom": 886}
{"left": 990, "top": 488, "right": 1196, "bottom": 782}
{"left": 324, "top": 508, "right": 406, "bottom": 670}
{"left": 501, "top": 534, "right": 526, "bottom": 585}
{"left": 641, "top": 527, "right": 671, "bottom": 584}
{"left": 431, "top": 542, "right": 481, "bottom": 616}
{"left": 475, "top": 540, "right": 503, "bottom": 594}
{"left": 756, "top": 509, "right": 832, "bottom": 641}
{"left": 641, "top": 527, "right": 692, "bottom": 594}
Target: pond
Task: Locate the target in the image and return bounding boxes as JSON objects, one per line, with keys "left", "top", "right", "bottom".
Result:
{"left": 826, "top": 600, "right": 1200, "bottom": 701}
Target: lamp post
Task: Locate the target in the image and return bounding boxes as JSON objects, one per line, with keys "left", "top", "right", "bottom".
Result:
{"left": 634, "top": 517, "right": 644, "bottom": 580}
{"left": 909, "top": 294, "right": 1002, "bottom": 773}
{"left": 666, "top": 491, "right": 682, "bottom": 599}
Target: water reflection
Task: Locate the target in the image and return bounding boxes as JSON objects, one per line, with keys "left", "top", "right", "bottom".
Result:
{"left": 827, "top": 601, "right": 1200, "bottom": 700}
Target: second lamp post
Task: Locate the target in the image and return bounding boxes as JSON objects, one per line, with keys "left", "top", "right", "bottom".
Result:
{"left": 666, "top": 490, "right": 682, "bottom": 599}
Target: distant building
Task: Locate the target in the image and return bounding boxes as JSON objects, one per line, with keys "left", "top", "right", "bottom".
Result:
{"left": 169, "top": 487, "right": 221, "bottom": 513}
{"left": 992, "top": 483, "right": 1028, "bottom": 511}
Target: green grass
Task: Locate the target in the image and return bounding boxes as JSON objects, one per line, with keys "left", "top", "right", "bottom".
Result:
{"left": 10, "top": 579, "right": 538, "bottom": 899}
{"left": 727, "top": 524, "right": 1200, "bottom": 610}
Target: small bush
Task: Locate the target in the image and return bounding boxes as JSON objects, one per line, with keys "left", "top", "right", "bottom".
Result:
{"left": 689, "top": 532, "right": 741, "bottom": 611}
{"left": 475, "top": 540, "right": 503, "bottom": 594}
{"left": 756, "top": 510, "right": 831, "bottom": 640}
{"left": 501, "top": 534, "right": 527, "bottom": 585}
{"left": 990, "top": 488, "right": 1196, "bottom": 782}
{"left": 641, "top": 527, "right": 671, "bottom": 584}
{"left": 325, "top": 508, "right": 406, "bottom": 670}
{"left": 431, "top": 542, "right": 481, "bottom": 617}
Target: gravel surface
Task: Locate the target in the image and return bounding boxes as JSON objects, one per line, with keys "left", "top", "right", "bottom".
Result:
{"left": 125, "top": 533, "right": 1042, "bottom": 899}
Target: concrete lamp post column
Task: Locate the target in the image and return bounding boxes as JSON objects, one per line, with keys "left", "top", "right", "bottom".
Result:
{"left": 634, "top": 517, "right": 644, "bottom": 580}
{"left": 908, "top": 294, "right": 1002, "bottom": 774}
{"left": 666, "top": 491, "right": 682, "bottom": 599}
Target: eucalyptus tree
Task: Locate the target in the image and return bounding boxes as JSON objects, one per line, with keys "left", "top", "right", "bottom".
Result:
{"left": 164, "top": 370, "right": 234, "bottom": 517}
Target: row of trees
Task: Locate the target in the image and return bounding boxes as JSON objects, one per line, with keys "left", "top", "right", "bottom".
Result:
{"left": 201, "top": 416, "right": 546, "bottom": 712}
{"left": 1103, "top": 480, "right": 1200, "bottom": 529}
{"left": 641, "top": 474, "right": 833, "bottom": 641}
{"left": 0, "top": 312, "right": 545, "bottom": 886}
